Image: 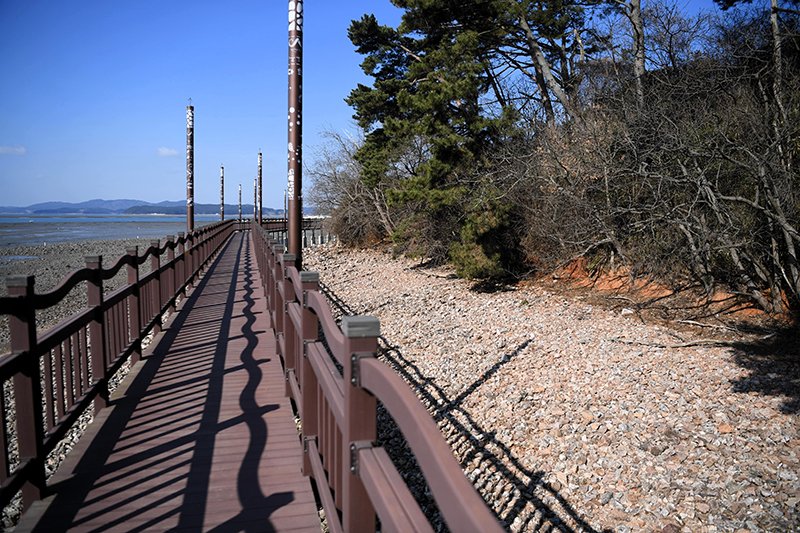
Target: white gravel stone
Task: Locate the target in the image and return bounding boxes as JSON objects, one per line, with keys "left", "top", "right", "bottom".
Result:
{"left": 304, "top": 243, "right": 799, "bottom": 533}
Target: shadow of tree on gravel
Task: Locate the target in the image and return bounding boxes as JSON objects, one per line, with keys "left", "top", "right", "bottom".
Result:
{"left": 319, "top": 281, "right": 612, "bottom": 533}
{"left": 729, "top": 325, "right": 800, "bottom": 414}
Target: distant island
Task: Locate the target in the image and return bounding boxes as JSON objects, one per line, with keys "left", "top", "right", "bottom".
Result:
{"left": 124, "top": 203, "right": 287, "bottom": 217}
{"left": 0, "top": 198, "right": 307, "bottom": 216}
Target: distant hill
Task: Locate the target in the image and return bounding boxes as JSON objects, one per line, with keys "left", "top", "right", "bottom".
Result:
{"left": 27, "top": 199, "right": 149, "bottom": 213}
{"left": 33, "top": 207, "right": 116, "bottom": 215}
{"left": 124, "top": 203, "right": 289, "bottom": 217}
{"left": 0, "top": 199, "right": 307, "bottom": 216}
{"left": 1, "top": 199, "right": 151, "bottom": 214}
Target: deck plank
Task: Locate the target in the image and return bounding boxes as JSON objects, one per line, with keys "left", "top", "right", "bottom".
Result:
{"left": 17, "top": 232, "right": 321, "bottom": 533}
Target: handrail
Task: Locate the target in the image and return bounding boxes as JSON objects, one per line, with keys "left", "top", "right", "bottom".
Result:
{"left": 251, "top": 219, "right": 503, "bottom": 533}
{"left": 259, "top": 216, "right": 333, "bottom": 247}
{"left": 0, "top": 218, "right": 236, "bottom": 512}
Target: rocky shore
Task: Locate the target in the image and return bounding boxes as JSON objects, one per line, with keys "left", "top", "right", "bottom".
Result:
{"left": 303, "top": 245, "right": 799, "bottom": 533}
{"left": 0, "top": 238, "right": 161, "bottom": 354}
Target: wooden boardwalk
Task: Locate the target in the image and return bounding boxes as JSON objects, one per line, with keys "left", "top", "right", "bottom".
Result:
{"left": 16, "top": 232, "right": 321, "bottom": 533}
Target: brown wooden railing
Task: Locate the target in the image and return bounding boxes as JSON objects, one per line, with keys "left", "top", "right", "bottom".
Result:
{"left": 261, "top": 217, "right": 331, "bottom": 247}
{"left": 252, "top": 220, "right": 503, "bottom": 533}
{"left": 0, "top": 219, "right": 235, "bottom": 512}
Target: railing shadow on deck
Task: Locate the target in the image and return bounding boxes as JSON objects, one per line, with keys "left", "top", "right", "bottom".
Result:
{"left": 252, "top": 220, "right": 506, "bottom": 533}
{"left": 0, "top": 219, "right": 235, "bottom": 516}
{"left": 320, "top": 282, "right": 611, "bottom": 533}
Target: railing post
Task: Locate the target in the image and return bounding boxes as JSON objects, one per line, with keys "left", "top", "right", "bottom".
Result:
{"left": 276, "top": 253, "right": 294, "bottom": 364}
{"left": 186, "top": 232, "right": 195, "bottom": 289}
{"left": 265, "top": 239, "right": 276, "bottom": 298}
{"left": 341, "top": 316, "right": 379, "bottom": 533}
{"left": 203, "top": 228, "right": 207, "bottom": 262}
{"left": 167, "top": 236, "right": 176, "bottom": 313}
{"left": 299, "top": 271, "right": 319, "bottom": 477}
{"left": 6, "top": 275, "right": 46, "bottom": 509}
{"left": 126, "top": 246, "right": 141, "bottom": 364}
{"left": 85, "top": 255, "right": 108, "bottom": 413}
{"left": 282, "top": 262, "right": 298, "bottom": 399}
{"left": 269, "top": 245, "right": 284, "bottom": 328}
{"left": 150, "top": 241, "right": 161, "bottom": 335}
{"left": 177, "top": 232, "right": 186, "bottom": 296}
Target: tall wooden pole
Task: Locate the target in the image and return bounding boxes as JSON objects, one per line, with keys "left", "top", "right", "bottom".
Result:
{"left": 220, "top": 166, "right": 225, "bottom": 221}
{"left": 288, "top": 0, "right": 303, "bottom": 266}
{"left": 186, "top": 103, "right": 195, "bottom": 232}
{"left": 257, "top": 152, "right": 263, "bottom": 224}
{"left": 254, "top": 179, "right": 257, "bottom": 221}
{"left": 238, "top": 184, "right": 242, "bottom": 221}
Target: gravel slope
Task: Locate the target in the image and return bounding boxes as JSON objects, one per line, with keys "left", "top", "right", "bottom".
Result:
{"left": 304, "top": 244, "right": 799, "bottom": 533}
{"left": 1, "top": 239, "right": 797, "bottom": 532}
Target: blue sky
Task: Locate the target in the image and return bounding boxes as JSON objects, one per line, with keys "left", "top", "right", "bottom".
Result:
{"left": 1, "top": 0, "right": 720, "bottom": 209}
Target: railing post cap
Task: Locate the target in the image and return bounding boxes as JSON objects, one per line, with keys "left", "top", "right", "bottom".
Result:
{"left": 282, "top": 253, "right": 296, "bottom": 262}
{"left": 126, "top": 246, "right": 138, "bottom": 253}
{"left": 274, "top": 245, "right": 285, "bottom": 253}
{"left": 167, "top": 235, "right": 175, "bottom": 240}
{"left": 85, "top": 255, "right": 101, "bottom": 264}
{"left": 299, "top": 271, "right": 319, "bottom": 283}
{"left": 178, "top": 232, "right": 185, "bottom": 237}
{"left": 342, "top": 316, "right": 380, "bottom": 338}
{"left": 6, "top": 274, "right": 33, "bottom": 288}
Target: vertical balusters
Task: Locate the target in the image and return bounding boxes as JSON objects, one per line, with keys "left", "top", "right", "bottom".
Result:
{"left": 115, "top": 302, "right": 124, "bottom": 360}
{"left": 334, "top": 422, "right": 342, "bottom": 510}
{"left": 43, "top": 346, "right": 55, "bottom": 431}
{"left": 54, "top": 342, "right": 65, "bottom": 421}
{"left": 0, "top": 380, "right": 8, "bottom": 484}
{"left": 104, "top": 306, "right": 115, "bottom": 367}
{"left": 80, "top": 327, "right": 89, "bottom": 392}
{"left": 65, "top": 334, "right": 75, "bottom": 411}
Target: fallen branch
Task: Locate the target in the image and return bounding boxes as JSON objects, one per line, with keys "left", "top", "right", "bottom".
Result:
{"left": 611, "top": 332, "right": 775, "bottom": 349}
{"left": 603, "top": 296, "right": 638, "bottom": 305}
{"left": 676, "top": 320, "right": 739, "bottom": 332}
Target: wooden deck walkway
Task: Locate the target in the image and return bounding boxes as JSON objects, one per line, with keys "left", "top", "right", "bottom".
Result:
{"left": 16, "top": 232, "right": 321, "bottom": 532}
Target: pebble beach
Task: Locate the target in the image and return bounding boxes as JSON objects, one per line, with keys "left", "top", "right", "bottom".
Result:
{"left": 303, "top": 244, "right": 799, "bottom": 533}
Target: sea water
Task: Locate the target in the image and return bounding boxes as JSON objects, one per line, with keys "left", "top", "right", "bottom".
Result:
{"left": 0, "top": 215, "right": 236, "bottom": 248}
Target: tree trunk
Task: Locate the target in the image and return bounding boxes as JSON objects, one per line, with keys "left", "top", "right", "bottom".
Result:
{"left": 616, "top": 0, "right": 646, "bottom": 108}
{"left": 518, "top": 16, "right": 575, "bottom": 122}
